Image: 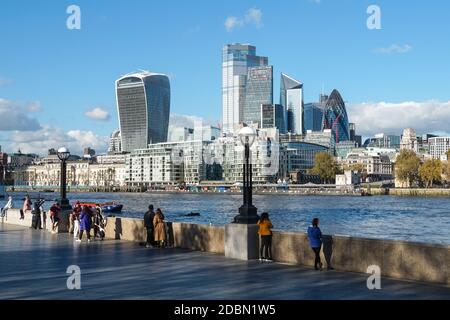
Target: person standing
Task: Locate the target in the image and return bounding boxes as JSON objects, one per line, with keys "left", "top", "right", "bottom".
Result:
{"left": 77, "top": 206, "right": 92, "bottom": 243}
{"left": 153, "top": 208, "right": 166, "bottom": 248}
{"left": 307, "top": 218, "right": 323, "bottom": 271}
{"left": 49, "top": 202, "right": 61, "bottom": 233}
{"left": 1, "top": 196, "right": 13, "bottom": 218}
{"left": 70, "top": 201, "right": 82, "bottom": 234}
{"left": 93, "top": 204, "right": 105, "bottom": 240}
{"left": 21, "top": 195, "right": 31, "bottom": 220}
{"left": 144, "top": 205, "right": 155, "bottom": 248}
{"left": 257, "top": 212, "right": 274, "bottom": 262}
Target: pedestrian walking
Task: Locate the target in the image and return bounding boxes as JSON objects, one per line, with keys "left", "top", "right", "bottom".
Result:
{"left": 77, "top": 206, "right": 92, "bottom": 242}
{"left": 257, "top": 212, "right": 274, "bottom": 262}
{"left": 144, "top": 204, "right": 155, "bottom": 248}
{"left": 307, "top": 218, "right": 323, "bottom": 271}
{"left": 153, "top": 208, "right": 166, "bottom": 248}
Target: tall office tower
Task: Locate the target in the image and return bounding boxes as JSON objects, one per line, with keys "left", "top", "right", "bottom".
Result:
{"left": 280, "top": 73, "right": 303, "bottom": 135}
{"left": 242, "top": 65, "right": 273, "bottom": 126}
{"left": 116, "top": 71, "right": 171, "bottom": 152}
{"left": 321, "top": 89, "right": 350, "bottom": 143}
{"left": 222, "top": 44, "right": 268, "bottom": 133}
{"left": 261, "top": 104, "right": 286, "bottom": 133}
{"left": 303, "top": 103, "right": 325, "bottom": 132}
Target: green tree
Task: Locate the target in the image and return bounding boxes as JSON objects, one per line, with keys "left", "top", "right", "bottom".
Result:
{"left": 395, "top": 150, "right": 421, "bottom": 187}
{"left": 419, "top": 159, "right": 442, "bottom": 188}
{"left": 311, "top": 152, "right": 339, "bottom": 183}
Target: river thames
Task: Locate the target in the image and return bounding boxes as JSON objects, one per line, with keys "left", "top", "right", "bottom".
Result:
{"left": 2, "top": 192, "right": 450, "bottom": 245}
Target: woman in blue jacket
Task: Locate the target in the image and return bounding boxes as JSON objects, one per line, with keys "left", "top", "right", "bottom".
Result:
{"left": 307, "top": 218, "right": 323, "bottom": 270}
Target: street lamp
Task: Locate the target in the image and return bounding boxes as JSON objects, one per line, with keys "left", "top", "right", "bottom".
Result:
{"left": 57, "top": 147, "right": 72, "bottom": 210}
{"left": 234, "top": 126, "right": 259, "bottom": 224}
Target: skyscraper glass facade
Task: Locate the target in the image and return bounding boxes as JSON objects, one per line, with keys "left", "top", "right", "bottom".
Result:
{"left": 222, "top": 44, "right": 268, "bottom": 133}
{"left": 280, "top": 74, "right": 303, "bottom": 135}
{"left": 303, "top": 103, "right": 324, "bottom": 132}
{"left": 261, "top": 104, "right": 286, "bottom": 133}
{"left": 242, "top": 66, "right": 273, "bottom": 126}
{"left": 116, "top": 72, "right": 170, "bottom": 152}
{"left": 321, "top": 90, "right": 350, "bottom": 143}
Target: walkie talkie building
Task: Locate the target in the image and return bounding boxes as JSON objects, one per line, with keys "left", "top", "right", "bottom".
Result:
{"left": 116, "top": 71, "right": 170, "bottom": 152}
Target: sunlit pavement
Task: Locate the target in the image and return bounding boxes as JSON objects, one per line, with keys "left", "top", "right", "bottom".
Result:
{"left": 0, "top": 223, "right": 449, "bottom": 300}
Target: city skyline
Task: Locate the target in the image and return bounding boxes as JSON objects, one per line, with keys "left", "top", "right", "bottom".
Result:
{"left": 1, "top": 1, "right": 450, "bottom": 155}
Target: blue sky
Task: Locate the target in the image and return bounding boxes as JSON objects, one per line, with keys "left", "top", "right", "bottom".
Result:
{"left": 0, "top": 0, "right": 449, "bottom": 154}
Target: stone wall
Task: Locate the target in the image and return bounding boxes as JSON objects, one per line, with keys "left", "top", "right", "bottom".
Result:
{"left": 104, "top": 217, "right": 224, "bottom": 253}
{"left": 271, "top": 231, "right": 450, "bottom": 285}
{"left": 1, "top": 208, "right": 70, "bottom": 233}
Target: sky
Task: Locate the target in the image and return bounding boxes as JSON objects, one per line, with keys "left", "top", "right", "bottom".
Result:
{"left": 0, "top": 0, "right": 449, "bottom": 155}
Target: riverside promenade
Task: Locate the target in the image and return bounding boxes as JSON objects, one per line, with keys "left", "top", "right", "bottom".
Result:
{"left": 0, "top": 223, "right": 449, "bottom": 300}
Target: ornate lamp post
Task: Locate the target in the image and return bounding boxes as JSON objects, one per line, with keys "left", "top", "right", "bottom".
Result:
{"left": 234, "top": 126, "right": 259, "bottom": 224}
{"left": 57, "top": 147, "right": 72, "bottom": 210}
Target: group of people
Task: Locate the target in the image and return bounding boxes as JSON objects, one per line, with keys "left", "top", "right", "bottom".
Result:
{"left": 69, "top": 201, "right": 106, "bottom": 243}
{"left": 257, "top": 213, "right": 327, "bottom": 271}
{"left": 7, "top": 195, "right": 62, "bottom": 233}
{"left": 143, "top": 205, "right": 167, "bottom": 248}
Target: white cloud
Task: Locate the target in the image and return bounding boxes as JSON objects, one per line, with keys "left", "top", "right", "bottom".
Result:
{"left": 0, "top": 98, "right": 41, "bottom": 131}
{"left": 225, "top": 8, "right": 263, "bottom": 32}
{"left": 225, "top": 16, "right": 244, "bottom": 32}
{"left": 245, "top": 8, "right": 263, "bottom": 28}
{"left": 169, "top": 113, "right": 209, "bottom": 128}
{"left": 348, "top": 100, "right": 450, "bottom": 136}
{"left": 375, "top": 44, "right": 412, "bottom": 54}
{"left": 5, "top": 125, "right": 108, "bottom": 156}
{"left": 85, "top": 107, "right": 111, "bottom": 121}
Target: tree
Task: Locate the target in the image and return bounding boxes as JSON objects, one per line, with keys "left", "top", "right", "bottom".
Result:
{"left": 311, "top": 152, "right": 339, "bottom": 183}
{"left": 395, "top": 150, "right": 421, "bottom": 187}
{"left": 419, "top": 159, "right": 442, "bottom": 188}
{"left": 446, "top": 149, "right": 450, "bottom": 160}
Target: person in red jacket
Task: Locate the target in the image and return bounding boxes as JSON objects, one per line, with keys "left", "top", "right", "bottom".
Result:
{"left": 49, "top": 202, "right": 62, "bottom": 233}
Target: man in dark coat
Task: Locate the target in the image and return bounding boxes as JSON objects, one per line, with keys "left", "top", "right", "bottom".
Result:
{"left": 143, "top": 205, "right": 155, "bottom": 248}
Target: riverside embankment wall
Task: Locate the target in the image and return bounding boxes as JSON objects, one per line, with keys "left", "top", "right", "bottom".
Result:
{"left": 2, "top": 210, "right": 449, "bottom": 286}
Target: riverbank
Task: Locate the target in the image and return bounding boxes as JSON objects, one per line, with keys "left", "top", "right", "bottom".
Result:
{"left": 370, "top": 188, "right": 450, "bottom": 197}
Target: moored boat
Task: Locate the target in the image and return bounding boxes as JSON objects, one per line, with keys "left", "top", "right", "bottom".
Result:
{"left": 76, "top": 201, "right": 123, "bottom": 213}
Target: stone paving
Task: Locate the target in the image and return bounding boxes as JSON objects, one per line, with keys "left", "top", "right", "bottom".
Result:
{"left": 0, "top": 223, "right": 449, "bottom": 300}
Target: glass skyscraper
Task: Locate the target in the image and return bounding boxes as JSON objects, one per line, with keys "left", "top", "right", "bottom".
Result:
{"left": 116, "top": 71, "right": 170, "bottom": 152}
{"left": 261, "top": 104, "right": 286, "bottom": 133}
{"left": 280, "top": 73, "right": 303, "bottom": 135}
{"left": 222, "top": 44, "right": 268, "bottom": 133}
{"left": 321, "top": 89, "right": 350, "bottom": 143}
{"left": 242, "top": 65, "right": 273, "bottom": 126}
{"left": 303, "top": 102, "right": 324, "bottom": 132}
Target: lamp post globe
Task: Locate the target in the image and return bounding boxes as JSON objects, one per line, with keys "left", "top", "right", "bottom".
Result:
{"left": 238, "top": 126, "right": 257, "bottom": 148}
{"left": 57, "top": 147, "right": 70, "bottom": 161}
{"left": 234, "top": 126, "right": 259, "bottom": 224}
{"left": 57, "top": 147, "right": 71, "bottom": 210}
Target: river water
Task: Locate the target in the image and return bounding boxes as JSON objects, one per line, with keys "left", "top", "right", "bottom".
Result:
{"left": 2, "top": 192, "right": 450, "bottom": 245}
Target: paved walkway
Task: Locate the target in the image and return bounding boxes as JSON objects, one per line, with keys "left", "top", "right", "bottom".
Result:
{"left": 0, "top": 223, "right": 449, "bottom": 300}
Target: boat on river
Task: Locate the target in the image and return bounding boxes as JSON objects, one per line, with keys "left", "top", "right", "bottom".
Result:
{"left": 77, "top": 202, "right": 123, "bottom": 213}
